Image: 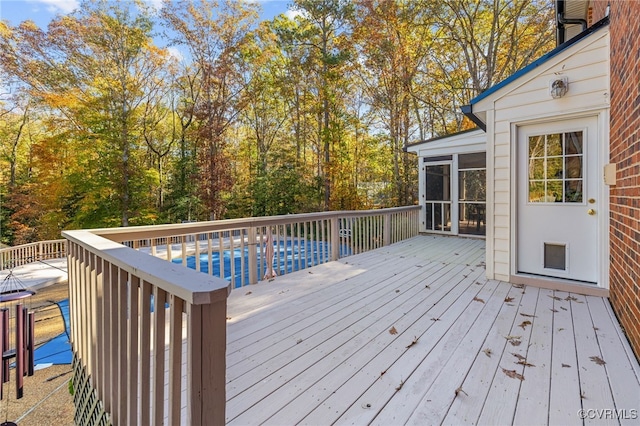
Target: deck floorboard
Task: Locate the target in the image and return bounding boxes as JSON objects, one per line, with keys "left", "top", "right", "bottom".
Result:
{"left": 215, "top": 235, "right": 640, "bottom": 425}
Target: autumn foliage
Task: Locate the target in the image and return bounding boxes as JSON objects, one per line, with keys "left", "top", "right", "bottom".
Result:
{"left": 0, "top": 0, "right": 555, "bottom": 245}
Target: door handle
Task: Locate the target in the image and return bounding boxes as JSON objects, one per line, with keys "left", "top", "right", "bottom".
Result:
{"left": 587, "top": 209, "right": 596, "bottom": 216}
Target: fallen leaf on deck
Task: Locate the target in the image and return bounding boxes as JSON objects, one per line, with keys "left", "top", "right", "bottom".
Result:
{"left": 380, "top": 370, "right": 387, "bottom": 377}
{"left": 558, "top": 327, "right": 565, "bottom": 332}
{"left": 226, "top": 316, "right": 232, "bottom": 320}
{"left": 389, "top": 326, "right": 398, "bottom": 335}
{"left": 475, "top": 281, "right": 482, "bottom": 285}
{"left": 431, "top": 317, "right": 440, "bottom": 321}
{"left": 454, "top": 253, "right": 459, "bottom": 255}
{"left": 504, "top": 297, "right": 515, "bottom": 303}
{"left": 581, "top": 391, "right": 586, "bottom": 399}
{"left": 483, "top": 348, "right": 493, "bottom": 357}
{"left": 505, "top": 335, "right": 522, "bottom": 346}
{"left": 245, "top": 291, "right": 252, "bottom": 295}
{"left": 296, "top": 338, "right": 303, "bottom": 344}
{"left": 565, "top": 296, "right": 583, "bottom": 303}
{"left": 425, "top": 284, "right": 431, "bottom": 289}
{"left": 519, "top": 320, "right": 532, "bottom": 329}
{"left": 395, "top": 379, "right": 405, "bottom": 391}
{"left": 560, "top": 306, "right": 568, "bottom": 311}
{"left": 308, "top": 271, "right": 313, "bottom": 274}
{"left": 513, "top": 284, "right": 524, "bottom": 289}
{"left": 562, "top": 363, "right": 571, "bottom": 368}
{"left": 406, "top": 336, "right": 419, "bottom": 349}
{"left": 361, "top": 403, "right": 372, "bottom": 409}
{"left": 520, "top": 313, "right": 537, "bottom": 318}
{"left": 550, "top": 308, "right": 558, "bottom": 313}
{"left": 473, "top": 297, "right": 485, "bottom": 303}
{"left": 589, "top": 356, "right": 606, "bottom": 366}
{"left": 395, "top": 289, "right": 400, "bottom": 293}
{"left": 548, "top": 295, "right": 562, "bottom": 301}
{"left": 502, "top": 368, "right": 525, "bottom": 381}
{"left": 516, "top": 360, "right": 535, "bottom": 367}
{"left": 512, "top": 353, "right": 526, "bottom": 361}
{"left": 455, "top": 387, "right": 468, "bottom": 397}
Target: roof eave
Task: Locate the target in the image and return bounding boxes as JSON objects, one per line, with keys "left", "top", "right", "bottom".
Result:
{"left": 468, "top": 15, "right": 610, "bottom": 107}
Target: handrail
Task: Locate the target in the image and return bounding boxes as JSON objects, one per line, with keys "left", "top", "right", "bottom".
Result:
{"left": 63, "top": 230, "right": 230, "bottom": 424}
{"left": 90, "top": 206, "right": 419, "bottom": 241}
{"left": 90, "top": 206, "right": 420, "bottom": 289}
{"left": 63, "top": 205, "right": 419, "bottom": 424}
{"left": 0, "top": 239, "right": 67, "bottom": 271}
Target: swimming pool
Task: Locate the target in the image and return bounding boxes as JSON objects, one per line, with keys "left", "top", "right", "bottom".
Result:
{"left": 173, "top": 239, "right": 351, "bottom": 288}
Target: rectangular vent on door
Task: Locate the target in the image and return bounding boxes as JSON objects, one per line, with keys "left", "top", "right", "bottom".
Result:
{"left": 544, "top": 243, "right": 566, "bottom": 270}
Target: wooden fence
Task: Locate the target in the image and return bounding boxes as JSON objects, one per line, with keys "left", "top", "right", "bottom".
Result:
{"left": 0, "top": 239, "right": 67, "bottom": 271}
{"left": 63, "top": 206, "right": 419, "bottom": 424}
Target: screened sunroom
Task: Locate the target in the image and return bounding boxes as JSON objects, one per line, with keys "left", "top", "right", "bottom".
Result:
{"left": 406, "top": 128, "right": 486, "bottom": 236}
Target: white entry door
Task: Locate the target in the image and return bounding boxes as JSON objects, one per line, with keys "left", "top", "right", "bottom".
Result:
{"left": 517, "top": 117, "right": 599, "bottom": 284}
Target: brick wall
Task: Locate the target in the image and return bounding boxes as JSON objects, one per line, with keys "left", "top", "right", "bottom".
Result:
{"left": 607, "top": 1, "right": 640, "bottom": 360}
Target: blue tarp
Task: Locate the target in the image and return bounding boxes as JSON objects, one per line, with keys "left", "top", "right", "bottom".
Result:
{"left": 34, "top": 299, "right": 72, "bottom": 365}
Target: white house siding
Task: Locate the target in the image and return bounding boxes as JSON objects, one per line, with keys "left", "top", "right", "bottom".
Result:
{"left": 474, "top": 29, "right": 610, "bottom": 282}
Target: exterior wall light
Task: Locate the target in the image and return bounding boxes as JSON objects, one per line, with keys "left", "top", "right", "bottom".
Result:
{"left": 550, "top": 77, "right": 569, "bottom": 99}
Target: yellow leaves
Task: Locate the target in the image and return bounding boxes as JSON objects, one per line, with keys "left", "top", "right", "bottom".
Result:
{"left": 40, "top": 91, "right": 79, "bottom": 109}
{"left": 0, "top": 21, "right": 12, "bottom": 38}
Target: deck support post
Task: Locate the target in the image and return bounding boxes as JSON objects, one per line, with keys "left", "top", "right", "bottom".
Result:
{"left": 330, "top": 216, "right": 340, "bottom": 261}
{"left": 188, "top": 295, "right": 227, "bottom": 425}
{"left": 383, "top": 213, "right": 391, "bottom": 246}
{"left": 248, "top": 227, "right": 258, "bottom": 285}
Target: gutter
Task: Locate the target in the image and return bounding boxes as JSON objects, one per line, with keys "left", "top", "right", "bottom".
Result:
{"left": 556, "top": 0, "right": 588, "bottom": 45}
{"left": 460, "top": 105, "right": 486, "bottom": 132}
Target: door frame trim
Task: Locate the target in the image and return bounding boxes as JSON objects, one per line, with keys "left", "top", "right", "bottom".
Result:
{"left": 509, "top": 110, "right": 610, "bottom": 289}
{"left": 423, "top": 160, "right": 456, "bottom": 234}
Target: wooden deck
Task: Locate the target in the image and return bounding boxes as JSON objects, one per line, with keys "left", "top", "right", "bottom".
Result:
{"left": 223, "top": 235, "right": 639, "bottom": 425}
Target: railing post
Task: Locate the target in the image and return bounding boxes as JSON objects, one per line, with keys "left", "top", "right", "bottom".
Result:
{"left": 188, "top": 295, "right": 227, "bottom": 425}
{"left": 248, "top": 226, "right": 258, "bottom": 284}
{"left": 330, "top": 216, "right": 339, "bottom": 261}
{"left": 383, "top": 213, "right": 391, "bottom": 246}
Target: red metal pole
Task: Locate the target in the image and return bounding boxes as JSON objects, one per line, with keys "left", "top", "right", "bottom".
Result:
{"left": 27, "top": 311, "right": 35, "bottom": 376}
{"left": 16, "top": 304, "right": 24, "bottom": 399}
{"left": 0, "top": 312, "right": 3, "bottom": 400}
{"left": 2, "top": 309, "right": 8, "bottom": 383}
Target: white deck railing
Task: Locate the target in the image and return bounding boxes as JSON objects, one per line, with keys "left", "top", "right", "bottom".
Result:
{"left": 63, "top": 206, "right": 419, "bottom": 425}
{"left": 0, "top": 239, "right": 67, "bottom": 270}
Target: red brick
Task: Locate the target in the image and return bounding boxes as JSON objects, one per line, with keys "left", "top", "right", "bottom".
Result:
{"left": 607, "top": 0, "right": 640, "bottom": 361}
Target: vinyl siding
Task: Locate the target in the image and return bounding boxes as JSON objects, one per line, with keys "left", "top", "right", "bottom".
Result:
{"left": 477, "top": 28, "right": 610, "bottom": 281}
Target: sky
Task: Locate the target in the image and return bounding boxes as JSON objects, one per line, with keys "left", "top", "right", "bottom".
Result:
{"left": 0, "top": 0, "right": 294, "bottom": 30}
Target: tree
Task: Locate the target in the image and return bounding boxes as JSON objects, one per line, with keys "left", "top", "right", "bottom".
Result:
{"left": 1, "top": 0, "right": 172, "bottom": 227}
{"left": 161, "top": 0, "right": 259, "bottom": 220}
{"left": 352, "top": 0, "right": 427, "bottom": 206}
{"left": 285, "top": 0, "right": 355, "bottom": 210}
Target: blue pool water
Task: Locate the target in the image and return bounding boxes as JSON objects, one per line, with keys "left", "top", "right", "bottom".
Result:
{"left": 173, "top": 239, "right": 351, "bottom": 288}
